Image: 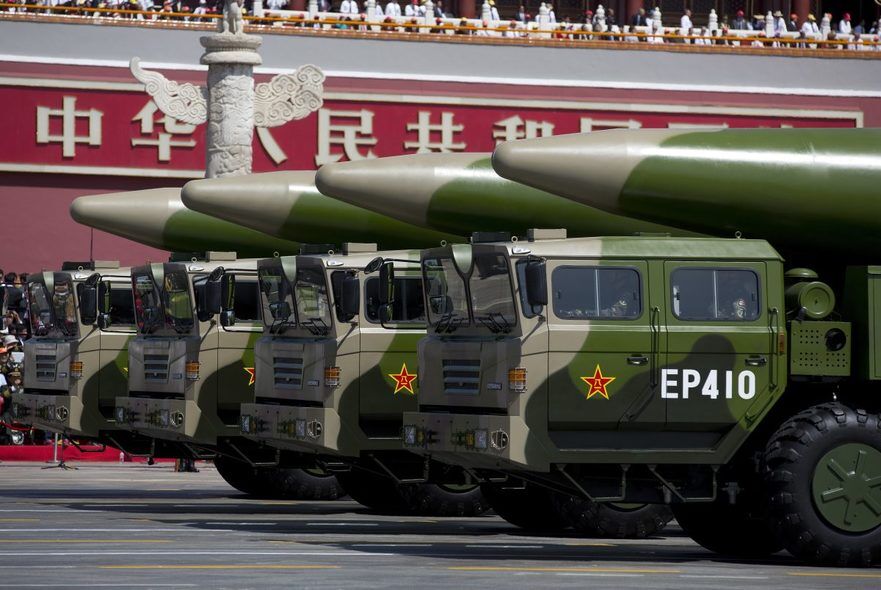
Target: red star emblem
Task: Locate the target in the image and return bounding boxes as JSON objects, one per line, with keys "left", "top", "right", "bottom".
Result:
{"left": 389, "top": 363, "right": 417, "bottom": 395}
{"left": 580, "top": 365, "right": 616, "bottom": 400}
{"left": 244, "top": 367, "right": 255, "bottom": 386}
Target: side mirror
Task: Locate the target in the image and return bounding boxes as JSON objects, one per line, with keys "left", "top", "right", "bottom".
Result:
{"left": 219, "top": 309, "right": 236, "bottom": 327}
{"left": 97, "top": 313, "right": 111, "bottom": 330}
{"left": 78, "top": 285, "right": 98, "bottom": 325}
{"left": 364, "top": 256, "right": 384, "bottom": 274}
{"left": 525, "top": 259, "right": 548, "bottom": 307}
{"left": 339, "top": 274, "right": 360, "bottom": 320}
{"left": 201, "top": 268, "right": 226, "bottom": 316}
{"left": 378, "top": 262, "right": 395, "bottom": 305}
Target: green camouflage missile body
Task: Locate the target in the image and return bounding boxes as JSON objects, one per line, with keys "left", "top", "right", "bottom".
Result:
{"left": 314, "top": 153, "right": 696, "bottom": 237}
{"left": 492, "top": 128, "right": 881, "bottom": 260}
{"left": 70, "top": 188, "right": 302, "bottom": 256}
{"left": 181, "top": 171, "right": 461, "bottom": 249}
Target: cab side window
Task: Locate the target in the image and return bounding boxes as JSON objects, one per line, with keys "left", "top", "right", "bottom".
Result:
{"left": 233, "top": 279, "right": 260, "bottom": 322}
{"left": 552, "top": 266, "right": 641, "bottom": 320}
{"left": 109, "top": 284, "right": 136, "bottom": 327}
{"left": 364, "top": 277, "right": 425, "bottom": 324}
{"left": 671, "top": 268, "right": 760, "bottom": 321}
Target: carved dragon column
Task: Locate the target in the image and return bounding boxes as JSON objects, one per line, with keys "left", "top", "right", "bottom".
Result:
{"left": 200, "top": 33, "right": 262, "bottom": 177}
{"left": 129, "top": 0, "right": 325, "bottom": 180}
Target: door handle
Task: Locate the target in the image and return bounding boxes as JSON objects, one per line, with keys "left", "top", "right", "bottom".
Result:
{"left": 746, "top": 355, "right": 767, "bottom": 367}
{"left": 627, "top": 355, "right": 649, "bottom": 366}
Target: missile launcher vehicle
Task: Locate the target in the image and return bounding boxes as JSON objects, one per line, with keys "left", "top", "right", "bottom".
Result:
{"left": 238, "top": 244, "right": 486, "bottom": 515}
{"left": 401, "top": 229, "right": 881, "bottom": 566}
{"left": 114, "top": 252, "right": 341, "bottom": 498}
{"left": 11, "top": 261, "right": 179, "bottom": 455}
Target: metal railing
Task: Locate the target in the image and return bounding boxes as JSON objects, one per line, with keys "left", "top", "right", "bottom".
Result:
{"left": 2, "top": 3, "right": 879, "bottom": 53}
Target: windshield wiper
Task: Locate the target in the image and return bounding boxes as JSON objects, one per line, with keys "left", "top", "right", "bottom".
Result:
{"left": 489, "top": 312, "right": 512, "bottom": 334}
{"left": 436, "top": 314, "right": 467, "bottom": 334}
{"left": 475, "top": 314, "right": 502, "bottom": 334}
{"left": 300, "top": 317, "right": 329, "bottom": 336}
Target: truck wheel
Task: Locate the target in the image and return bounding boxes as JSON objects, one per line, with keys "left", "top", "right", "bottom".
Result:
{"left": 672, "top": 502, "right": 782, "bottom": 556}
{"left": 400, "top": 483, "right": 490, "bottom": 517}
{"left": 556, "top": 497, "right": 673, "bottom": 538}
{"left": 481, "top": 480, "right": 570, "bottom": 532}
{"left": 764, "top": 403, "right": 881, "bottom": 567}
{"left": 336, "top": 469, "right": 411, "bottom": 514}
{"left": 265, "top": 466, "right": 344, "bottom": 500}
{"left": 215, "top": 457, "right": 343, "bottom": 500}
{"left": 214, "top": 456, "right": 272, "bottom": 496}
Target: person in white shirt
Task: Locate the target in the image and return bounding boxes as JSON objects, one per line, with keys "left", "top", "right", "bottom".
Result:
{"left": 384, "top": 0, "right": 401, "bottom": 16}
{"left": 266, "top": 0, "right": 287, "bottom": 10}
{"left": 801, "top": 13, "right": 819, "bottom": 35}
{"left": 679, "top": 9, "right": 692, "bottom": 38}
{"left": 649, "top": 22, "right": 663, "bottom": 42}
{"left": 403, "top": 0, "right": 421, "bottom": 16}
{"left": 340, "top": 0, "right": 359, "bottom": 15}
{"left": 773, "top": 10, "right": 786, "bottom": 34}
{"left": 839, "top": 12, "right": 852, "bottom": 34}
{"left": 488, "top": 0, "right": 499, "bottom": 21}
{"left": 547, "top": 3, "right": 556, "bottom": 23}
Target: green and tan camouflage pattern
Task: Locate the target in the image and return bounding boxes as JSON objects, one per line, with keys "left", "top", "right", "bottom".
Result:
{"left": 492, "top": 128, "right": 881, "bottom": 258}
{"left": 405, "top": 235, "right": 794, "bottom": 472}
{"left": 13, "top": 263, "right": 134, "bottom": 438}
{"left": 181, "top": 171, "right": 461, "bottom": 249}
{"left": 315, "top": 153, "right": 697, "bottom": 237}
{"left": 240, "top": 248, "right": 426, "bottom": 458}
{"left": 70, "top": 188, "right": 302, "bottom": 256}
{"left": 116, "top": 255, "right": 261, "bottom": 446}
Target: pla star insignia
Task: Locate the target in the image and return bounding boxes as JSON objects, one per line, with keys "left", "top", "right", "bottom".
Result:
{"left": 389, "top": 363, "right": 417, "bottom": 395}
{"left": 244, "top": 367, "right": 256, "bottom": 386}
{"left": 581, "top": 365, "right": 616, "bottom": 400}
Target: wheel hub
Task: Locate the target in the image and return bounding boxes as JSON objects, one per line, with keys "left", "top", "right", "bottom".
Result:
{"left": 812, "top": 442, "right": 881, "bottom": 533}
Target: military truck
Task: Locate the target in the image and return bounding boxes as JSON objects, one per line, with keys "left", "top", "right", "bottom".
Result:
{"left": 115, "top": 252, "right": 341, "bottom": 499}
{"left": 239, "top": 244, "right": 486, "bottom": 515}
{"left": 402, "top": 230, "right": 881, "bottom": 566}
{"left": 11, "top": 261, "right": 169, "bottom": 454}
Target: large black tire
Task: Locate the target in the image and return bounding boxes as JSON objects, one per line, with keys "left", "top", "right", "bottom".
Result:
{"left": 555, "top": 497, "right": 673, "bottom": 538}
{"left": 400, "top": 483, "right": 490, "bottom": 517}
{"left": 215, "top": 457, "right": 343, "bottom": 500}
{"left": 481, "top": 480, "right": 570, "bottom": 532}
{"left": 672, "top": 501, "right": 782, "bottom": 557}
{"left": 764, "top": 403, "right": 881, "bottom": 567}
{"left": 266, "top": 466, "right": 344, "bottom": 500}
{"left": 335, "top": 468, "right": 411, "bottom": 514}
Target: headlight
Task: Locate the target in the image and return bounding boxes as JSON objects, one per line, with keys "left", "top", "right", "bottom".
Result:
{"left": 159, "top": 409, "right": 170, "bottom": 428}
{"left": 241, "top": 414, "right": 251, "bottom": 434}
{"left": 306, "top": 420, "right": 322, "bottom": 439}
{"left": 295, "top": 419, "right": 306, "bottom": 438}
{"left": 402, "top": 425, "right": 417, "bottom": 446}
{"left": 115, "top": 407, "right": 126, "bottom": 423}
{"left": 474, "top": 429, "right": 488, "bottom": 450}
{"left": 490, "top": 429, "right": 509, "bottom": 451}
{"left": 170, "top": 411, "right": 184, "bottom": 428}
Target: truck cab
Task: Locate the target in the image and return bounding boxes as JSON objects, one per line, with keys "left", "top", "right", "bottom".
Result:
{"left": 116, "top": 253, "right": 261, "bottom": 451}
{"left": 11, "top": 261, "right": 149, "bottom": 449}
{"left": 240, "top": 245, "right": 486, "bottom": 514}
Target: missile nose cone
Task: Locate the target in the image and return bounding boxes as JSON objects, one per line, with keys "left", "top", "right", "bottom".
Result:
{"left": 70, "top": 188, "right": 180, "bottom": 235}
{"left": 493, "top": 129, "right": 683, "bottom": 215}
{"left": 316, "top": 153, "right": 488, "bottom": 227}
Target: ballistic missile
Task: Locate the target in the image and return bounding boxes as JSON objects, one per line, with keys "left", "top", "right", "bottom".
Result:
{"left": 70, "top": 188, "right": 302, "bottom": 256}
{"left": 492, "top": 128, "right": 881, "bottom": 257}
{"left": 181, "top": 170, "right": 460, "bottom": 248}
{"left": 314, "top": 153, "right": 694, "bottom": 237}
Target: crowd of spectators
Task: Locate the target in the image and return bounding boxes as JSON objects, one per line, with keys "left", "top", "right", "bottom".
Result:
{"left": 0, "top": 271, "right": 29, "bottom": 443}
{"left": 3, "top": 0, "right": 879, "bottom": 48}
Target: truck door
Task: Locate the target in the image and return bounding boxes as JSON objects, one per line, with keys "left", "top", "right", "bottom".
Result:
{"left": 547, "top": 260, "right": 664, "bottom": 434}
{"left": 663, "top": 263, "right": 773, "bottom": 433}
{"left": 357, "top": 275, "right": 424, "bottom": 439}
{"left": 97, "top": 282, "right": 136, "bottom": 422}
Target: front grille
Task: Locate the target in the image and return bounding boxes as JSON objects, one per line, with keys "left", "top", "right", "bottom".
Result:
{"left": 273, "top": 356, "right": 304, "bottom": 389}
{"left": 144, "top": 353, "right": 170, "bottom": 383}
{"left": 443, "top": 359, "right": 480, "bottom": 395}
{"left": 35, "top": 354, "right": 57, "bottom": 381}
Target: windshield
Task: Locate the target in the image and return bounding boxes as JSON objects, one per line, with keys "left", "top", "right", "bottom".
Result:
{"left": 27, "top": 281, "right": 53, "bottom": 336}
{"left": 293, "top": 267, "right": 331, "bottom": 335}
{"left": 259, "top": 267, "right": 295, "bottom": 330}
{"left": 423, "top": 252, "right": 516, "bottom": 334}
{"left": 51, "top": 279, "right": 79, "bottom": 337}
{"left": 132, "top": 270, "right": 194, "bottom": 335}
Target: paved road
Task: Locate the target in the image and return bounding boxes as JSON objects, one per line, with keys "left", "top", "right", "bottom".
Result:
{"left": 0, "top": 462, "right": 877, "bottom": 589}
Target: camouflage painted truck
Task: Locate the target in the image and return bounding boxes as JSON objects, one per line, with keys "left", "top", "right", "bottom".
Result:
{"left": 402, "top": 230, "right": 881, "bottom": 566}
{"left": 239, "top": 244, "right": 487, "bottom": 515}
{"left": 12, "top": 261, "right": 176, "bottom": 455}
{"left": 115, "top": 252, "right": 341, "bottom": 499}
